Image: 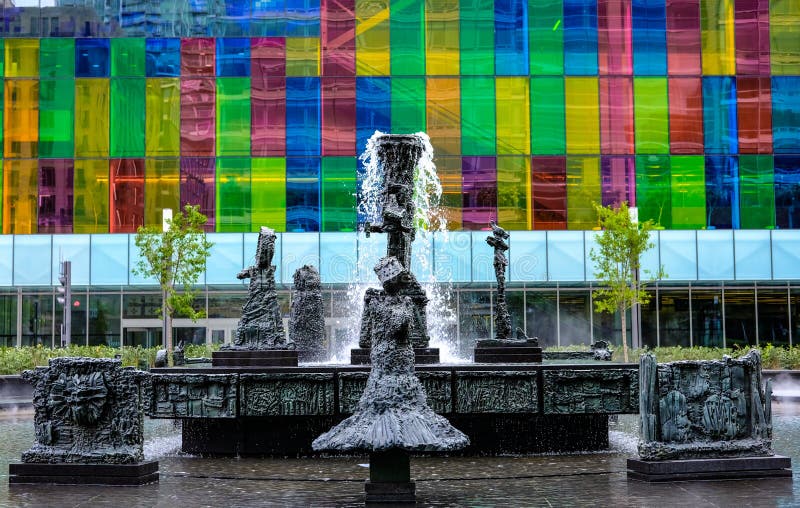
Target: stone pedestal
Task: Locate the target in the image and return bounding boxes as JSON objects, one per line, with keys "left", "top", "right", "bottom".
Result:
{"left": 365, "top": 449, "right": 416, "bottom": 504}
{"left": 350, "top": 348, "right": 439, "bottom": 365}
{"left": 627, "top": 456, "right": 792, "bottom": 482}
{"left": 212, "top": 349, "right": 298, "bottom": 367}
{"left": 9, "top": 461, "right": 159, "bottom": 486}
{"left": 473, "top": 342, "right": 542, "bottom": 363}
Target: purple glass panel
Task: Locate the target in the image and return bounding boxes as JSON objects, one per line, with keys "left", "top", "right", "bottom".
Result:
{"left": 252, "top": 37, "right": 286, "bottom": 156}
{"left": 109, "top": 158, "right": 145, "bottom": 233}
{"left": 180, "top": 157, "right": 216, "bottom": 232}
{"left": 601, "top": 156, "right": 636, "bottom": 207}
{"left": 181, "top": 78, "right": 216, "bottom": 156}
{"left": 321, "top": 77, "right": 356, "bottom": 156}
{"left": 666, "top": 0, "right": 701, "bottom": 75}
{"left": 462, "top": 157, "right": 497, "bottom": 230}
{"left": 532, "top": 157, "right": 567, "bottom": 230}
{"left": 321, "top": 0, "right": 356, "bottom": 76}
{"left": 181, "top": 38, "right": 215, "bottom": 76}
{"left": 38, "top": 159, "right": 74, "bottom": 233}
{"left": 734, "top": 0, "right": 770, "bottom": 75}
{"left": 600, "top": 77, "right": 634, "bottom": 154}
{"left": 598, "top": 0, "right": 633, "bottom": 74}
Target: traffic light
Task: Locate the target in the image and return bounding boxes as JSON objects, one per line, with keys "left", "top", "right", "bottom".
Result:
{"left": 57, "top": 261, "right": 71, "bottom": 347}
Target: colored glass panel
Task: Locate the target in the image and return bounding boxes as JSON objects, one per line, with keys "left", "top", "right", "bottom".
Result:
{"left": 564, "top": 0, "right": 599, "bottom": 75}
{"left": 632, "top": 0, "right": 667, "bottom": 75}
{"left": 461, "top": 77, "right": 495, "bottom": 156}
{"left": 736, "top": 76, "right": 772, "bottom": 154}
{"left": 75, "top": 79, "right": 109, "bottom": 157}
{"left": 286, "top": 37, "right": 320, "bottom": 76}
{"left": 496, "top": 77, "right": 530, "bottom": 155}
{"left": 532, "top": 156, "right": 567, "bottom": 230}
{"left": 598, "top": 0, "right": 633, "bottom": 75}
{"left": 531, "top": 77, "right": 566, "bottom": 155}
{"left": 146, "top": 78, "right": 180, "bottom": 156}
{"left": 181, "top": 78, "right": 216, "bottom": 156}
{"left": 40, "top": 39, "right": 74, "bottom": 78}
{"left": 39, "top": 79, "right": 73, "bottom": 158}
{"left": 668, "top": 77, "right": 704, "bottom": 154}
{"left": 216, "top": 158, "right": 251, "bottom": 232}
{"left": 5, "top": 39, "right": 39, "bottom": 77}
{"left": 286, "top": 77, "right": 320, "bottom": 156}
{"left": 599, "top": 77, "right": 634, "bottom": 154}
{"left": 770, "top": 0, "right": 800, "bottom": 74}
{"left": 145, "top": 38, "right": 180, "bottom": 77}
{"left": 216, "top": 77, "right": 251, "bottom": 156}
{"left": 705, "top": 156, "right": 739, "bottom": 229}
{"left": 2, "top": 160, "right": 37, "bottom": 234}
{"left": 321, "top": 0, "right": 356, "bottom": 76}
{"left": 633, "top": 77, "right": 669, "bottom": 153}
{"left": 461, "top": 0, "right": 495, "bottom": 75}
{"left": 702, "top": 76, "right": 737, "bottom": 154}
{"left": 565, "top": 77, "right": 600, "bottom": 154}
{"left": 75, "top": 39, "right": 109, "bottom": 77}
{"left": 181, "top": 38, "right": 215, "bottom": 77}
{"left": 391, "top": 77, "right": 426, "bottom": 134}
{"left": 772, "top": 77, "right": 800, "bottom": 154}
{"left": 567, "top": 156, "right": 601, "bottom": 229}
{"left": 355, "top": 77, "right": 391, "bottom": 157}
{"left": 321, "top": 77, "right": 356, "bottom": 156}
{"left": 391, "top": 0, "right": 425, "bottom": 75}
{"left": 286, "top": 157, "right": 320, "bottom": 232}
{"left": 734, "top": 0, "right": 770, "bottom": 75}
{"left": 426, "top": 77, "right": 461, "bottom": 156}
{"left": 671, "top": 155, "right": 706, "bottom": 228}
{"left": 425, "top": 0, "right": 459, "bottom": 75}
{"left": 437, "top": 156, "right": 463, "bottom": 229}
{"left": 4, "top": 80, "right": 38, "bottom": 158}
{"left": 109, "top": 158, "right": 145, "bottom": 233}
{"left": 601, "top": 156, "right": 636, "bottom": 206}
{"left": 73, "top": 159, "right": 109, "bottom": 234}
{"left": 252, "top": 0, "right": 286, "bottom": 36}
{"left": 462, "top": 156, "right": 497, "bottom": 230}
{"left": 529, "top": 0, "right": 564, "bottom": 75}
{"left": 144, "top": 159, "right": 179, "bottom": 227}
{"left": 180, "top": 158, "right": 216, "bottom": 231}
{"left": 38, "top": 159, "right": 73, "bottom": 234}
{"left": 110, "top": 78, "right": 145, "bottom": 157}
{"left": 497, "top": 156, "right": 531, "bottom": 230}
{"left": 739, "top": 155, "right": 774, "bottom": 229}
{"left": 322, "top": 157, "right": 357, "bottom": 231}
{"left": 251, "top": 158, "right": 286, "bottom": 232}
{"left": 252, "top": 38, "right": 286, "bottom": 157}
{"left": 217, "top": 38, "right": 251, "bottom": 77}
{"left": 666, "top": 0, "right": 701, "bottom": 74}
{"left": 775, "top": 156, "right": 800, "bottom": 229}
{"left": 286, "top": 0, "right": 320, "bottom": 37}
{"left": 495, "top": 0, "right": 529, "bottom": 75}
{"left": 701, "top": 0, "right": 735, "bottom": 75}
{"left": 111, "top": 39, "right": 145, "bottom": 77}
{"left": 636, "top": 154, "right": 672, "bottom": 228}
{"left": 355, "top": 0, "right": 390, "bottom": 75}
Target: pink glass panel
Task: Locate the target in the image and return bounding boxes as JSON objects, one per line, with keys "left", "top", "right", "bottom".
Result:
{"left": 252, "top": 38, "right": 286, "bottom": 156}
{"left": 666, "top": 0, "right": 701, "bottom": 75}
{"left": 734, "top": 0, "right": 771, "bottom": 75}
{"left": 599, "top": 77, "right": 634, "bottom": 154}
{"left": 598, "top": 0, "right": 633, "bottom": 75}
{"left": 321, "top": 0, "right": 356, "bottom": 76}
{"left": 321, "top": 77, "right": 356, "bottom": 156}
{"left": 737, "top": 76, "right": 772, "bottom": 154}
{"left": 462, "top": 157, "right": 497, "bottom": 230}
{"left": 109, "top": 158, "right": 145, "bottom": 233}
{"left": 181, "top": 38, "right": 215, "bottom": 77}
{"left": 532, "top": 156, "right": 567, "bottom": 230}
{"left": 38, "top": 159, "right": 74, "bottom": 233}
{"left": 180, "top": 157, "right": 215, "bottom": 232}
{"left": 601, "top": 156, "right": 636, "bottom": 207}
{"left": 181, "top": 78, "right": 216, "bottom": 156}
{"left": 668, "top": 77, "right": 704, "bottom": 154}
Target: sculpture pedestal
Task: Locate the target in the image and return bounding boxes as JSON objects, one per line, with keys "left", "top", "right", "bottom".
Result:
{"left": 365, "top": 449, "right": 415, "bottom": 504}
{"left": 9, "top": 461, "right": 159, "bottom": 485}
{"left": 473, "top": 340, "right": 542, "bottom": 363}
{"left": 350, "top": 348, "right": 439, "bottom": 365}
{"left": 212, "top": 350, "right": 298, "bottom": 367}
{"left": 627, "top": 456, "right": 792, "bottom": 482}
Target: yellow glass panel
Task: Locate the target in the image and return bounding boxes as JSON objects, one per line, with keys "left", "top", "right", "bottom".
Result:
{"left": 425, "top": 0, "right": 459, "bottom": 75}
{"left": 435, "top": 156, "right": 462, "bottom": 229}
{"left": 565, "top": 77, "right": 600, "bottom": 154}
{"left": 770, "top": 0, "right": 800, "bottom": 75}
{"left": 73, "top": 159, "right": 109, "bottom": 233}
{"left": 566, "top": 156, "right": 601, "bottom": 230}
{"left": 356, "top": 0, "right": 391, "bottom": 75}
{"left": 4, "top": 80, "right": 38, "bottom": 158}
{"left": 286, "top": 38, "right": 320, "bottom": 76}
{"left": 426, "top": 77, "right": 461, "bottom": 156}
{"left": 75, "top": 79, "right": 110, "bottom": 157}
{"left": 146, "top": 78, "right": 181, "bottom": 156}
{"left": 5, "top": 39, "right": 39, "bottom": 77}
{"left": 144, "top": 158, "right": 180, "bottom": 226}
{"left": 701, "top": 0, "right": 735, "bottom": 75}
{"left": 497, "top": 156, "right": 531, "bottom": 230}
{"left": 496, "top": 77, "right": 530, "bottom": 155}
{"left": 2, "top": 160, "right": 37, "bottom": 234}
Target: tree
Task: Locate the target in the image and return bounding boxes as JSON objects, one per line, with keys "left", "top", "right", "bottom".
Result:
{"left": 590, "top": 202, "right": 664, "bottom": 362}
{"left": 132, "top": 205, "right": 213, "bottom": 354}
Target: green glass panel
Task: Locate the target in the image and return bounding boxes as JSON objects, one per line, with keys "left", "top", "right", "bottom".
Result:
{"left": 529, "top": 0, "right": 564, "bottom": 75}
{"left": 111, "top": 39, "right": 146, "bottom": 77}
{"left": 217, "top": 78, "right": 251, "bottom": 156}
{"left": 216, "top": 158, "right": 251, "bottom": 232}
{"left": 739, "top": 155, "right": 775, "bottom": 229}
{"left": 531, "top": 77, "right": 565, "bottom": 155}
{"left": 0, "top": 40, "right": 4, "bottom": 76}
{"left": 321, "top": 157, "right": 357, "bottom": 232}
{"left": 636, "top": 155, "right": 672, "bottom": 229}
{"left": 460, "top": 0, "right": 494, "bottom": 75}
{"left": 391, "top": 0, "right": 425, "bottom": 75}
{"left": 497, "top": 156, "right": 530, "bottom": 230}
{"left": 40, "top": 39, "right": 74, "bottom": 78}
{"left": 73, "top": 159, "right": 109, "bottom": 233}
{"left": 770, "top": 0, "right": 800, "bottom": 74}
{"left": 566, "top": 157, "right": 601, "bottom": 230}
{"left": 111, "top": 79, "right": 145, "bottom": 157}
{"left": 461, "top": 77, "right": 496, "bottom": 155}
{"left": 146, "top": 78, "right": 180, "bottom": 156}
{"left": 251, "top": 158, "right": 286, "bottom": 232}
{"left": 39, "top": 79, "right": 74, "bottom": 158}
{"left": 391, "top": 77, "right": 426, "bottom": 133}
{"left": 145, "top": 159, "right": 180, "bottom": 227}
{"left": 671, "top": 155, "right": 706, "bottom": 229}
{"left": 634, "top": 77, "right": 669, "bottom": 154}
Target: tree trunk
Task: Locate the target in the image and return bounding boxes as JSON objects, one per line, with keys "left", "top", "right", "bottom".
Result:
{"left": 621, "top": 304, "right": 629, "bottom": 363}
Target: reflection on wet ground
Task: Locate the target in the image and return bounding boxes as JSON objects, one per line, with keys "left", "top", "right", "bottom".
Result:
{"left": 0, "top": 406, "right": 798, "bottom": 507}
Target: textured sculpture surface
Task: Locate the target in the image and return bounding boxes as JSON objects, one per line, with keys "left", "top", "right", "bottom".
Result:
{"left": 149, "top": 373, "right": 237, "bottom": 418}
{"left": 487, "top": 221, "right": 512, "bottom": 341}
{"left": 455, "top": 371, "right": 538, "bottom": 413}
{"left": 21, "top": 358, "right": 147, "bottom": 464}
{"left": 638, "top": 350, "right": 773, "bottom": 460}
{"left": 289, "top": 265, "right": 325, "bottom": 360}
{"left": 543, "top": 369, "right": 637, "bottom": 414}
{"left": 240, "top": 373, "right": 334, "bottom": 416}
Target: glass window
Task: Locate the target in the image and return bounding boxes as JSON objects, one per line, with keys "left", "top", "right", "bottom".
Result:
{"left": 599, "top": 77, "right": 634, "bottom": 155}
{"left": 757, "top": 287, "right": 790, "bottom": 347}
{"left": 181, "top": 158, "right": 216, "bottom": 231}
{"left": 724, "top": 287, "right": 756, "bottom": 348}
{"left": 632, "top": 0, "right": 667, "bottom": 75}
{"left": 110, "top": 159, "right": 145, "bottom": 233}
{"left": 458, "top": 290, "right": 491, "bottom": 356}
{"left": 432, "top": 231, "right": 470, "bottom": 284}
{"left": 738, "top": 155, "right": 774, "bottom": 229}
{"left": 75, "top": 79, "right": 110, "bottom": 157}
{"left": 460, "top": 0, "right": 494, "bottom": 75}
{"left": 668, "top": 78, "right": 704, "bottom": 154}
{"left": 216, "top": 158, "right": 251, "bottom": 232}
{"left": 21, "top": 295, "right": 54, "bottom": 348}
{"left": 497, "top": 156, "right": 530, "bottom": 230}
{"left": 696, "top": 230, "right": 734, "bottom": 281}
{"left": 566, "top": 157, "right": 600, "bottom": 230}
{"left": 145, "top": 38, "right": 180, "bottom": 77}
{"left": 208, "top": 292, "right": 247, "bottom": 319}
{"left": 355, "top": 0, "right": 390, "bottom": 75}
{"left": 703, "top": 77, "right": 738, "bottom": 155}
{"left": 180, "top": 78, "right": 216, "bottom": 156}
{"left": 39, "top": 79, "right": 74, "bottom": 158}
{"left": 461, "top": 77, "right": 496, "bottom": 155}
{"left": 564, "top": 0, "right": 599, "bottom": 75}
{"left": 640, "top": 290, "right": 658, "bottom": 348}
{"left": 509, "top": 231, "right": 547, "bottom": 282}
{"left": 319, "top": 233, "right": 357, "bottom": 284}
{"left": 13, "top": 235, "right": 51, "bottom": 286}
{"left": 774, "top": 157, "right": 800, "bottom": 230}
{"left": 4, "top": 160, "right": 38, "bottom": 234}
{"left": 462, "top": 157, "right": 497, "bottom": 230}
{"left": 659, "top": 289, "right": 690, "bottom": 347}
{"left": 0, "top": 294, "right": 17, "bottom": 347}
{"left": 734, "top": 230, "right": 771, "bottom": 280}
{"left": 51, "top": 235, "right": 90, "bottom": 286}
{"left": 391, "top": 77, "right": 426, "bottom": 133}
{"left": 286, "top": 77, "right": 320, "bottom": 156}
{"left": 123, "top": 293, "right": 161, "bottom": 319}
{"left": 89, "top": 294, "right": 121, "bottom": 347}
{"left": 286, "top": 157, "right": 320, "bottom": 232}
{"left": 206, "top": 233, "right": 244, "bottom": 285}
{"left": 321, "top": 158, "right": 356, "bottom": 232}
{"left": 321, "top": 77, "right": 356, "bottom": 156}
{"left": 4, "top": 80, "right": 39, "bottom": 158}
{"left": 525, "top": 291, "right": 557, "bottom": 347}
{"left": 280, "top": 233, "right": 320, "bottom": 285}
{"left": 146, "top": 78, "right": 181, "bottom": 156}
{"left": 547, "top": 231, "right": 585, "bottom": 281}
{"left": 75, "top": 39, "right": 110, "bottom": 77}
{"left": 90, "top": 235, "right": 128, "bottom": 285}
{"left": 562, "top": 290, "right": 592, "bottom": 346}
{"left": 691, "top": 288, "right": 723, "bottom": 347}
{"left": 666, "top": 0, "right": 701, "bottom": 75}
{"left": 532, "top": 157, "right": 567, "bottom": 230}
{"left": 659, "top": 230, "right": 697, "bottom": 281}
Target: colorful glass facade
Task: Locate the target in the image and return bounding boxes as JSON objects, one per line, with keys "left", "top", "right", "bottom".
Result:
{"left": 1, "top": 1, "right": 800, "bottom": 234}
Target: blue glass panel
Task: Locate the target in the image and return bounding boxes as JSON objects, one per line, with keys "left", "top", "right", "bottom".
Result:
{"left": 0, "top": 236, "right": 12, "bottom": 286}
{"left": 52, "top": 235, "right": 91, "bottom": 286}
{"left": 356, "top": 78, "right": 391, "bottom": 155}
{"left": 640, "top": 229, "right": 661, "bottom": 279}
{"left": 495, "top": 0, "right": 529, "bottom": 75}
{"left": 286, "top": 0, "right": 321, "bottom": 37}
{"left": 584, "top": 230, "right": 600, "bottom": 282}
{"left": 145, "top": 38, "right": 180, "bottom": 77}
{"left": 705, "top": 156, "right": 739, "bottom": 229}
{"left": 472, "top": 231, "right": 495, "bottom": 282}
{"left": 547, "top": 231, "right": 585, "bottom": 281}
{"left": 75, "top": 38, "right": 110, "bottom": 78}
{"left": 281, "top": 233, "right": 320, "bottom": 284}
{"left": 129, "top": 235, "right": 160, "bottom": 286}
{"left": 632, "top": 0, "right": 667, "bottom": 75}
{"left": 216, "top": 38, "right": 251, "bottom": 77}
{"left": 563, "top": 0, "right": 598, "bottom": 75}
{"left": 734, "top": 230, "right": 771, "bottom": 280}
{"left": 772, "top": 230, "right": 800, "bottom": 280}
{"left": 286, "top": 77, "right": 321, "bottom": 156}
{"left": 508, "top": 231, "right": 547, "bottom": 282}
{"left": 410, "top": 230, "right": 434, "bottom": 284}
{"left": 320, "top": 232, "right": 357, "bottom": 284}
{"left": 14, "top": 236, "right": 51, "bottom": 286}
{"left": 90, "top": 235, "right": 128, "bottom": 285}
{"left": 658, "top": 230, "right": 697, "bottom": 281}
{"left": 702, "top": 77, "right": 738, "bottom": 154}
{"left": 118, "top": 2, "right": 146, "bottom": 36}
{"left": 696, "top": 230, "right": 734, "bottom": 280}
{"left": 358, "top": 232, "right": 388, "bottom": 284}
{"left": 433, "top": 231, "right": 471, "bottom": 283}
{"left": 208, "top": 1, "right": 251, "bottom": 37}
{"left": 206, "top": 233, "right": 244, "bottom": 285}
{"left": 253, "top": 0, "right": 286, "bottom": 36}
{"left": 772, "top": 77, "right": 800, "bottom": 154}
{"left": 286, "top": 157, "right": 320, "bottom": 232}
{"left": 774, "top": 156, "right": 800, "bottom": 229}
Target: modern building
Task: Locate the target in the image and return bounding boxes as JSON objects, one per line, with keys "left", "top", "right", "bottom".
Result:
{"left": 1, "top": 1, "right": 799, "bottom": 354}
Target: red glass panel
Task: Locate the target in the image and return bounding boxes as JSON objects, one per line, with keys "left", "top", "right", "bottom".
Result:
{"left": 181, "top": 78, "right": 216, "bottom": 156}
{"left": 321, "top": 77, "right": 356, "bottom": 156}
{"left": 599, "top": 77, "right": 634, "bottom": 154}
{"left": 109, "top": 158, "right": 144, "bottom": 233}
{"left": 321, "top": 0, "right": 356, "bottom": 76}
{"left": 252, "top": 38, "right": 286, "bottom": 156}
{"left": 598, "top": 0, "right": 633, "bottom": 75}
{"left": 180, "top": 157, "right": 215, "bottom": 232}
{"left": 532, "top": 156, "right": 567, "bottom": 230}
{"left": 668, "top": 77, "right": 704, "bottom": 154}
{"left": 601, "top": 156, "right": 636, "bottom": 207}
{"left": 734, "top": 0, "right": 770, "bottom": 75}
{"left": 38, "top": 159, "right": 73, "bottom": 233}
{"left": 737, "top": 76, "right": 772, "bottom": 154}
{"left": 181, "top": 38, "right": 215, "bottom": 76}
{"left": 462, "top": 156, "right": 497, "bottom": 230}
{"left": 666, "top": 0, "right": 701, "bottom": 75}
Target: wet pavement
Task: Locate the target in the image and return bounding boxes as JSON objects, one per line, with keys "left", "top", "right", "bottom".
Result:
{"left": 0, "top": 406, "right": 797, "bottom": 507}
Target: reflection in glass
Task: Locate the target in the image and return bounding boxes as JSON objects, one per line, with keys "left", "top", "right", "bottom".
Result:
{"left": 659, "top": 289, "right": 690, "bottom": 347}
{"left": 724, "top": 287, "right": 756, "bottom": 348}
{"left": 458, "top": 290, "right": 491, "bottom": 355}
{"left": 525, "top": 291, "right": 557, "bottom": 347}
{"left": 89, "top": 294, "right": 121, "bottom": 347}
{"left": 691, "top": 288, "right": 722, "bottom": 347}
{"left": 38, "top": 159, "right": 74, "bottom": 234}
{"left": 21, "top": 295, "right": 54, "bottom": 348}
{"left": 757, "top": 287, "right": 789, "bottom": 347}
{"left": 561, "top": 290, "right": 591, "bottom": 346}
